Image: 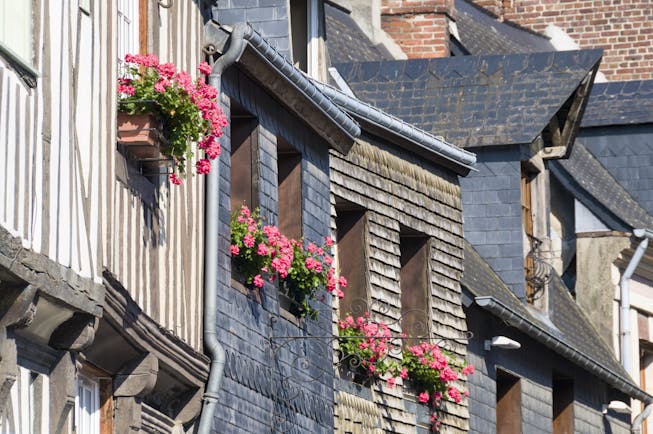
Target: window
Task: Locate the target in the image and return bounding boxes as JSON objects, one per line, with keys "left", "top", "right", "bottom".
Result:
{"left": 117, "top": 0, "right": 148, "bottom": 68}
{"left": 0, "top": 0, "right": 35, "bottom": 71}
{"left": 496, "top": 369, "right": 521, "bottom": 434}
{"left": 289, "top": 0, "right": 319, "bottom": 77}
{"left": 75, "top": 365, "right": 113, "bottom": 434}
{"left": 0, "top": 367, "right": 49, "bottom": 434}
{"left": 640, "top": 343, "right": 653, "bottom": 434}
{"left": 335, "top": 200, "right": 368, "bottom": 317}
{"left": 76, "top": 374, "right": 100, "bottom": 434}
{"left": 400, "top": 228, "right": 431, "bottom": 344}
{"left": 552, "top": 374, "right": 574, "bottom": 434}
{"left": 277, "top": 137, "right": 302, "bottom": 240}
{"left": 230, "top": 103, "right": 259, "bottom": 212}
{"left": 521, "top": 163, "right": 539, "bottom": 304}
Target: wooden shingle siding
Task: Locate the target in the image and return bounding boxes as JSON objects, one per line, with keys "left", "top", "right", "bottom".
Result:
{"left": 331, "top": 137, "right": 469, "bottom": 432}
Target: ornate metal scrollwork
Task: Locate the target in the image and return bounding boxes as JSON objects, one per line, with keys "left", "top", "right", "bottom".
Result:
{"left": 525, "top": 234, "right": 553, "bottom": 303}
{"left": 263, "top": 297, "right": 473, "bottom": 431}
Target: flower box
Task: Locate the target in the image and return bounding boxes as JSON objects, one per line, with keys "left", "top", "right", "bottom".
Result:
{"left": 117, "top": 113, "right": 165, "bottom": 158}
{"left": 117, "top": 53, "right": 227, "bottom": 184}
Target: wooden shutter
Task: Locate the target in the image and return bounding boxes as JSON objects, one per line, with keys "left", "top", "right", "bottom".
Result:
{"left": 552, "top": 376, "right": 574, "bottom": 434}
{"left": 277, "top": 138, "right": 302, "bottom": 240}
{"left": 400, "top": 232, "right": 430, "bottom": 345}
{"left": 230, "top": 115, "right": 258, "bottom": 212}
{"left": 336, "top": 207, "right": 368, "bottom": 317}
{"left": 496, "top": 369, "right": 522, "bottom": 434}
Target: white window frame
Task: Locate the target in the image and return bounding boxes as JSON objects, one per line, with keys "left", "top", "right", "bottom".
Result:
{"left": 0, "top": 0, "right": 39, "bottom": 76}
{"left": 117, "top": 0, "right": 139, "bottom": 68}
{"left": 75, "top": 373, "right": 100, "bottom": 434}
{"left": 306, "top": 0, "right": 319, "bottom": 79}
{"left": 0, "top": 366, "right": 50, "bottom": 434}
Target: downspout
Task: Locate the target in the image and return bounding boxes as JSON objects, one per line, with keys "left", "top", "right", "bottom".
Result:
{"left": 633, "top": 403, "right": 653, "bottom": 434}
{"left": 622, "top": 229, "right": 653, "bottom": 434}
{"left": 620, "top": 229, "right": 651, "bottom": 372}
{"left": 197, "top": 23, "right": 247, "bottom": 434}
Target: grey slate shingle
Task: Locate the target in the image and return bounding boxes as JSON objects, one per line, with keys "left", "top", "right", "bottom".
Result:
{"left": 455, "top": 0, "right": 554, "bottom": 55}
{"left": 324, "top": 2, "right": 393, "bottom": 65}
{"left": 582, "top": 80, "right": 653, "bottom": 127}
{"left": 462, "top": 241, "right": 642, "bottom": 398}
{"left": 551, "top": 142, "right": 653, "bottom": 230}
{"left": 336, "top": 50, "right": 602, "bottom": 147}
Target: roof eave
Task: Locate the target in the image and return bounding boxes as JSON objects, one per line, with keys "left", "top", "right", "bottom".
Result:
{"left": 474, "top": 295, "right": 652, "bottom": 403}
{"left": 204, "top": 21, "right": 360, "bottom": 153}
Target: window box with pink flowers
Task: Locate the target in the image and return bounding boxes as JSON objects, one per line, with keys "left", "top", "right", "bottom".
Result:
{"left": 117, "top": 54, "right": 227, "bottom": 184}
{"left": 230, "top": 205, "right": 347, "bottom": 320}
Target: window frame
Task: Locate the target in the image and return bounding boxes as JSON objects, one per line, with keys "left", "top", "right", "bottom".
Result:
{"left": 496, "top": 368, "right": 522, "bottom": 434}
{"left": 399, "top": 228, "right": 432, "bottom": 345}
{"left": 335, "top": 201, "right": 370, "bottom": 318}
{"left": 76, "top": 373, "right": 101, "bottom": 434}
{"left": 289, "top": 0, "right": 320, "bottom": 78}
{"left": 0, "top": 366, "right": 50, "bottom": 434}
{"left": 0, "top": 0, "right": 39, "bottom": 81}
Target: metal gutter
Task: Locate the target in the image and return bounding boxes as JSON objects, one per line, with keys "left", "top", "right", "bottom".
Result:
{"left": 474, "top": 296, "right": 653, "bottom": 404}
{"left": 197, "top": 22, "right": 248, "bottom": 434}
{"left": 313, "top": 80, "right": 477, "bottom": 172}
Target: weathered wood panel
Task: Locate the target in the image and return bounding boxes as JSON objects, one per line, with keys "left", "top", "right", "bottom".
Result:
{"left": 102, "top": 1, "right": 206, "bottom": 350}
{"left": 0, "top": 0, "right": 205, "bottom": 351}
{"left": 0, "top": 1, "right": 100, "bottom": 283}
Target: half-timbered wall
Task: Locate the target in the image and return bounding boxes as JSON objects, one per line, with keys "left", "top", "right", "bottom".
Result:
{"left": 0, "top": 1, "right": 102, "bottom": 284}
{"left": 0, "top": 0, "right": 206, "bottom": 352}
{"left": 331, "top": 138, "right": 469, "bottom": 433}
{"left": 103, "top": 0, "right": 206, "bottom": 351}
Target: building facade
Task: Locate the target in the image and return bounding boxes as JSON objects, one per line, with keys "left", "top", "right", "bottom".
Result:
{"left": 1, "top": 1, "right": 214, "bottom": 432}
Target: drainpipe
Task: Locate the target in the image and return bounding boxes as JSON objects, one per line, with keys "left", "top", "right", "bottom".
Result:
{"left": 620, "top": 229, "right": 652, "bottom": 373}
{"left": 633, "top": 403, "right": 653, "bottom": 434}
{"left": 197, "top": 23, "right": 247, "bottom": 434}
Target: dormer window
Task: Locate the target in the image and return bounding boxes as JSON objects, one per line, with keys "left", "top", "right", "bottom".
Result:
{"left": 521, "top": 161, "right": 552, "bottom": 307}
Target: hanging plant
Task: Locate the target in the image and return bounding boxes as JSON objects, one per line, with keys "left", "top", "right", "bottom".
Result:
{"left": 337, "top": 314, "right": 474, "bottom": 432}
{"left": 230, "top": 205, "right": 346, "bottom": 319}
{"left": 117, "top": 53, "right": 227, "bottom": 184}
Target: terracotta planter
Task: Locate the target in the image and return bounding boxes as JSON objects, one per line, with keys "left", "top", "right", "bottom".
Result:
{"left": 117, "top": 113, "right": 167, "bottom": 160}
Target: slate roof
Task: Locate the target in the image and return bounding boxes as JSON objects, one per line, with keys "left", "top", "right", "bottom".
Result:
{"left": 335, "top": 50, "right": 602, "bottom": 147}
{"left": 550, "top": 142, "right": 653, "bottom": 231}
{"left": 454, "top": 0, "right": 554, "bottom": 55}
{"left": 324, "top": 2, "right": 393, "bottom": 65}
{"left": 462, "top": 241, "right": 651, "bottom": 403}
{"left": 582, "top": 80, "right": 653, "bottom": 127}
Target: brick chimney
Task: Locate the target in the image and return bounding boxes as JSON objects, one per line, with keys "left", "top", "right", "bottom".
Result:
{"left": 381, "top": 0, "right": 456, "bottom": 58}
